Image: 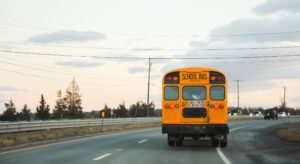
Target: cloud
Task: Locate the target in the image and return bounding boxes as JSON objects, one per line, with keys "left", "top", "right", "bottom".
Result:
{"left": 181, "top": 0, "right": 300, "bottom": 93}
{"left": 290, "top": 96, "right": 300, "bottom": 103}
{"left": 55, "top": 61, "right": 102, "bottom": 68}
{"left": 0, "top": 85, "right": 28, "bottom": 92}
{"left": 205, "top": 15, "right": 300, "bottom": 43}
{"left": 134, "top": 47, "right": 162, "bottom": 51}
{"left": 0, "top": 43, "right": 14, "bottom": 50}
{"left": 27, "top": 30, "right": 106, "bottom": 43}
{"left": 128, "top": 66, "right": 148, "bottom": 73}
{"left": 253, "top": 0, "right": 300, "bottom": 15}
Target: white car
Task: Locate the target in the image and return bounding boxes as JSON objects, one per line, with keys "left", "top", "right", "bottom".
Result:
{"left": 250, "top": 111, "right": 261, "bottom": 116}
{"left": 278, "top": 112, "right": 286, "bottom": 117}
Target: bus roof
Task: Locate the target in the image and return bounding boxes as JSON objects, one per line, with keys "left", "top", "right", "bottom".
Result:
{"left": 163, "top": 67, "right": 225, "bottom": 77}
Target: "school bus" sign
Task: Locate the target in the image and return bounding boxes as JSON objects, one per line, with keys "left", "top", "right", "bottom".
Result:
{"left": 180, "top": 72, "right": 209, "bottom": 83}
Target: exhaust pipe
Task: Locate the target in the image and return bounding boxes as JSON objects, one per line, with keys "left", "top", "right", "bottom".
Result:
{"left": 213, "top": 134, "right": 224, "bottom": 140}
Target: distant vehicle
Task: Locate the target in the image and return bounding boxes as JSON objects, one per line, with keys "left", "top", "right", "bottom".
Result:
{"left": 162, "top": 67, "right": 229, "bottom": 147}
{"left": 250, "top": 111, "right": 261, "bottom": 116}
{"left": 264, "top": 109, "right": 278, "bottom": 120}
{"left": 278, "top": 112, "right": 286, "bottom": 117}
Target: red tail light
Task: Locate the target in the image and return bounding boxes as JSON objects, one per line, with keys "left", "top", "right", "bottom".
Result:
{"left": 217, "top": 76, "right": 223, "bottom": 81}
{"left": 167, "top": 77, "right": 172, "bottom": 81}
{"left": 170, "top": 104, "right": 175, "bottom": 109}
{"left": 214, "top": 104, "right": 220, "bottom": 109}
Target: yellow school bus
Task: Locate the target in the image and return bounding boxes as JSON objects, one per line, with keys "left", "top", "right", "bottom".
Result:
{"left": 162, "top": 67, "right": 229, "bottom": 147}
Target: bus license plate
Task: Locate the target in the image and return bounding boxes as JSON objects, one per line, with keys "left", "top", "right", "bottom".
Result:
{"left": 188, "top": 101, "right": 205, "bottom": 108}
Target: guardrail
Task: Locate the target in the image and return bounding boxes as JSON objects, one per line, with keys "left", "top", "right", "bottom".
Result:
{"left": 0, "top": 117, "right": 161, "bottom": 134}
{"left": 1, "top": 115, "right": 299, "bottom": 134}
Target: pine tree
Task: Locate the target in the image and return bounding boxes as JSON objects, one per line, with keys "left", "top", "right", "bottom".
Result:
{"left": 53, "top": 90, "right": 67, "bottom": 119}
{"left": 19, "top": 104, "right": 31, "bottom": 121}
{"left": 36, "top": 94, "right": 50, "bottom": 120}
{"left": 64, "top": 78, "right": 83, "bottom": 119}
{"left": 129, "top": 101, "right": 142, "bottom": 117}
{"left": 129, "top": 101, "right": 155, "bottom": 117}
{"left": 101, "top": 104, "right": 112, "bottom": 118}
{"left": 115, "top": 101, "right": 128, "bottom": 118}
{"left": 3, "top": 99, "right": 17, "bottom": 121}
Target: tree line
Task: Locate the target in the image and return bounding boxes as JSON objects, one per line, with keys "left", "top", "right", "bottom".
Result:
{"left": 0, "top": 78, "right": 159, "bottom": 121}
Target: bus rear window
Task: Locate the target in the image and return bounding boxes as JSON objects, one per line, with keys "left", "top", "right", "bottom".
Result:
{"left": 183, "top": 86, "right": 206, "bottom": 100}
{"left": 210, "top": 86, "right": 225, "bottom": 100}
{"left": 164, "top": 86, "right": 179, "bottom": 100}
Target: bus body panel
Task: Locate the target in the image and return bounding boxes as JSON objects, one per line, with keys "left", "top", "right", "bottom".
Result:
{"left": 162, "top": 67, "right": 229, "bottom": 137}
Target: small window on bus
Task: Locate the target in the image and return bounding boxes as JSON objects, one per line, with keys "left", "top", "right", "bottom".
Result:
{"left": 164, "top": 86, "right": 179, "bottom": 100}
{"left": 210, "top": 86, "right": 225, "bottom": 100}
{"left": 183, "top": 86, "right": 206, "bottom": 100}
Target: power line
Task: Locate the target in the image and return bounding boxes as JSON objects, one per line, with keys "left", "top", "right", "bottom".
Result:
{"left": 1, "top": 41, "right": 300, "bottom": 52}
{"left": 0, "top": 55, "right": 146, "bottom": 78}
{"left": 1, "top": 19, "right": 300, "bottom": 38}
{"left": 0, "top": 67, "right": 66, "bottom": 81}
{"left": 0, "top": 67, "right": 145, "bottom": 86}
{"left": 0, "top": 60, "right": 145, "bottom": 82}
{"left": 1, "top": 49, "right": 300, "bottom": 60}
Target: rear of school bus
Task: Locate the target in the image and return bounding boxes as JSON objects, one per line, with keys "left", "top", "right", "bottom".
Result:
{"left": 162, "top": 67, "right": 229, "bottom": 147}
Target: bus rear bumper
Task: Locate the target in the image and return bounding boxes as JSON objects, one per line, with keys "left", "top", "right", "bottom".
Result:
{"left": 162, "top": 124, "right": 229, "bottom": 135}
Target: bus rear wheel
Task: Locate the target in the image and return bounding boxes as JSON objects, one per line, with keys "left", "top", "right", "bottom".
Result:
{"left": 168, "top": 135, "right": 175, "bottom": 146}
{"left": 220, "top": 140, "right": 227, "bottom": 147}
{"left": 176, "top": 140, "right": 183, "bottom": 146}
{"left": 212, "top": 139, "right": 219, "bottom": 147}
{"left": 212, "top": 134, "right": 227, "bottom": 147}
{"left": 168, "top": 134, "right": 184, "bottom": 147}
{"left": 168, "top": 140, "right": 175, "bottom": 146}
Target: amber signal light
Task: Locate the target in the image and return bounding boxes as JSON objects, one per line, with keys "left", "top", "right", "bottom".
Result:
{"left": 211, "top": 76, "right": 216, "bottom": 81}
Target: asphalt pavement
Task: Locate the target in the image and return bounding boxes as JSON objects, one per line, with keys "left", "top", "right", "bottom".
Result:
{"left": 0, "top": 118, "right": 299, "bottom": 164}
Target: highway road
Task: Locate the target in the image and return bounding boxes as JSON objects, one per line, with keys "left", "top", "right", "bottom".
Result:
{"left": 0, "top": 119, "right": 299, "bottom": 164}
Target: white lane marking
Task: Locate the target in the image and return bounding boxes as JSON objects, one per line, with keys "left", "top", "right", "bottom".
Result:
{"left": 216, "top": 147, "right": 231, "bottom": 164}
{"left": 116, "top": 148, "right": 122, "bottom": 152}
{"left": 138, "top": 139, "right": 148, "bottom": 143}
{"left": 215, "top": 125, "right": 251, "bottom": 164}
{"left": 230, "top": 125, "right": 253, "bottom": 132}
{"left": 93, "top": 153, "right": 112, "bottom": 160}
{"left": 217, "top": 123, "right": 277, "bottom": 164}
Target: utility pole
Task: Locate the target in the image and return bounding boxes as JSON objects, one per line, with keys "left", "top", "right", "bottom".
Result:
{"left": 72, "top": 79, "right": 75, "bottom": 118}
{"left": 283, "top": 86, "right": 286, "bottom": 111}
{"left": 234, "top": 80, "right": 242, "bottom": 112}
{"left": 283, "top": 86, "right": 289, "bottom": 123}
{"left": 147, "top": 57, "right": 151, "bottom": 117}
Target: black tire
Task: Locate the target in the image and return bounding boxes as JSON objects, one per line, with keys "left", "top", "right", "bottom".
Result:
{"left": 176, "top": 140, "right": 183, "bottom": 146}
{"left": 168, "top": 135, "right": 175, "bottom": 147}
{"left": 212, "top": 139, "right": 219, "bottom": 147}
{"left": 264, "top": 117, "right": 266, "bottom": 120}
{"left": 168, "top": 140, "right": 175, "bottom": 146}
{"left": 220, "top": 141, "right": 227, "bottom": 147}
{"left": 220, "top": 135, "right": 227, "bottom": 147}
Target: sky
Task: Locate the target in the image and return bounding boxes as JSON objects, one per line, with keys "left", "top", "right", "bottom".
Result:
{"left": 0, "top": 0, "right": 300, "bottom": 113}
